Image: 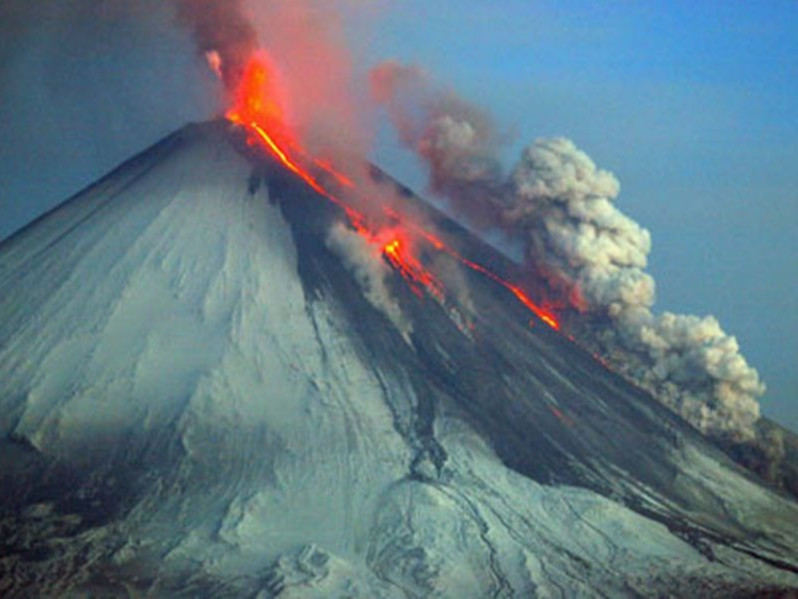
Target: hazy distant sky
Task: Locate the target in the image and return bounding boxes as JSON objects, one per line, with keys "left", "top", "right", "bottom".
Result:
{"left": 0, "top": 0, "right": 795, "bottom": 429}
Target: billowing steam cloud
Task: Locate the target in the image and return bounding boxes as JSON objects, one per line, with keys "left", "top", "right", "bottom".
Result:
{"left": 326, "top": 222, "right": 411, "bottom": 338}
{"left": 507, "top": 139, "right": 764, "bottom": 441}
{"left": 613, "top": 312, "right": 765, "bottom": 438}
{"left": 508, "top": 138, "right": 654, "bottom": 314}
{"left": 374, "top": 61, "right": 766, "bottom": 442}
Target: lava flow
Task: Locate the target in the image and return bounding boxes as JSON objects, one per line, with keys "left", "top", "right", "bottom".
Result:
{"left": 382, "top": 236, "right": 445, "bottom": 302}
{"left": 225, "top": 53, "right": 560, "bottom": 331}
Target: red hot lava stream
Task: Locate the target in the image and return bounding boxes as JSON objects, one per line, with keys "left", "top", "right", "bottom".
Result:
{"left": 225, "top": 54, "right": 560, "bottom": 331}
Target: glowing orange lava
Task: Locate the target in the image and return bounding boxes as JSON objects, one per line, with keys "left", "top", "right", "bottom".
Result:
{"left": 394, "top": 217, "right": 560, "bottom": 330}
{"left": 226, "top": 53, "right": 560, "bottom": 331}
{"left": 310, "top": 157, "right": 355, "bottom": 188}
{"left": 382, "top": 237, "right": 445, "bottom": 302}
{"left": 226, "top": 52, "right": 291, "bottom": 146}
{"left": 227, "top": 55, "right": 367, "bottom": 228}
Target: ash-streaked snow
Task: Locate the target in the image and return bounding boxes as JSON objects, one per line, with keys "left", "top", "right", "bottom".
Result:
{"left": 0, "top": 121, "right": 796, "bottom": 597}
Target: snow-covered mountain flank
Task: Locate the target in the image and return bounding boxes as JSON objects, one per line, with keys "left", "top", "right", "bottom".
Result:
{"left": 1, "top": 121, "right": 797, "bottom": 597}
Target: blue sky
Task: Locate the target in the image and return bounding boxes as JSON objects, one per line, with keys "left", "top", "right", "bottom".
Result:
{"left": 0, "top": 0, "right": 795, "bottom": 429}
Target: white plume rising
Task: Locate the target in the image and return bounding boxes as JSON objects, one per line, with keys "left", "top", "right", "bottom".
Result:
{"left": 326, "top": 222, "right": 412, "bottom": 338}
{"left": 508, "top": 138, "right": 654, "bottom": 314}
{"left": 507, "top": 138, "right": 764, "bottom": 441}
{"left": 372, "top": 61, "right": 766, "bottom": 442}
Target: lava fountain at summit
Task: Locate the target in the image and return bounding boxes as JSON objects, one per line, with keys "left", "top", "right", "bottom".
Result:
{"left": 225, "top": 53, "right": 560, "bottom": 331}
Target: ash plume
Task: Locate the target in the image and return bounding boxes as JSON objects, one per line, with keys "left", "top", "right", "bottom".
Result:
{"left": 508, "top": 138, "right": 764, "bottom": 441}
{"left": 370, "top": 61, "right": 505, "bottom": 225}
{"left": 607, "top": 311, "right": 765, "bottom": 439}
{"left": 508, "top": 138, "right": 654, "bottom": 315}
{"left": 326, "top": 222, "right": 411, "bottom": 337}
{"left": 173, "top": 0, "right": 257, "bottom": 92}
{"left": 169, "top": 0, "right": 771, "bottom": 444}
{"left": 375, "top": 62, "right": 766, "bottom": 442}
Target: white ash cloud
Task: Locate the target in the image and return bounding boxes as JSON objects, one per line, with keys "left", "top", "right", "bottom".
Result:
{"left": 507, "top": 138, "right": 655, "bottom": 315}
{"left": 601, "top": 310, "right": 765, "bottom": 440}
{"left": 326, "top": 222, "right": 411, "bottom": 338}
{"left": 374, "top": 62, "right": 766, "bottom": 441}
{"left": 507, "top": 138, "right": 765, "bottom": 440}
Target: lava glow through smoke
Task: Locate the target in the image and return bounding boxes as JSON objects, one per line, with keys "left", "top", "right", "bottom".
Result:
{"left": 183, "top": 0, "right": 771, "bottom": 466}
{"left": 226, "top": 54, "right": 559, "bottom": 331}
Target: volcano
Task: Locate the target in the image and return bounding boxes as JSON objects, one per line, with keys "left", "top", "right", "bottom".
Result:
{"left": 1, "top": 120, "right": 797, "bottom": 597}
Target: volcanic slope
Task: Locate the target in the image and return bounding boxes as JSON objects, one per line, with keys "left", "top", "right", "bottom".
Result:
{"left": 0, "top": 121, "right": 797, "bottom": 597}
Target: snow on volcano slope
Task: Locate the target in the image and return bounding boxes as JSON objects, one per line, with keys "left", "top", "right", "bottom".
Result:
{"left": 0, "top": 121, "right": 797, "bottom": 597}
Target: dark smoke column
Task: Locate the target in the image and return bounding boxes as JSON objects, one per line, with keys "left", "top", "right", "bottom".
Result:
{"left": 370, "top": 61, "right": 506, "bottom": 226}
{"left": 174, "top": 0, "right": 257, "bottom": 92}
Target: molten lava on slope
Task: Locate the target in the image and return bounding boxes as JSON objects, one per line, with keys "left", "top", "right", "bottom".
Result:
{"left": 225, "top": 52, "right": 560, "bottom": 331}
